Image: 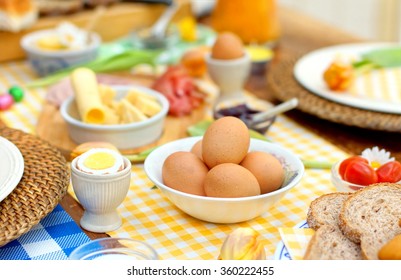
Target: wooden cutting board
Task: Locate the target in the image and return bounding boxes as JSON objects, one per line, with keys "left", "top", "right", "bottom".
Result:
{"left": 35, "top": 75, "right": 211, "bottom": 161}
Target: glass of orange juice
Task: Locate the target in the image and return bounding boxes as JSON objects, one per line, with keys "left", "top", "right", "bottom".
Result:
{"left": 210, "top": 0, "right": 281, "bottom": 47}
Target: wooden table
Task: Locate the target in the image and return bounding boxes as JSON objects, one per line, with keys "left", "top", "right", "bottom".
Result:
{"left": 59, "top": 5, "right": 401, "bottom": 240}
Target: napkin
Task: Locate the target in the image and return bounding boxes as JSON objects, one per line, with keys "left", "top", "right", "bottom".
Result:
{"left": 0, "top": 205, "right": 91, "bottom": 260}
{"left": 278, "top": 226, "right": 315, "bottom": 260}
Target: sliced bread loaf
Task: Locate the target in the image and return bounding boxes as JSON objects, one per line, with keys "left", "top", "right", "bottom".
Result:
{"left": 304, "top": 192, "right": 362, "bottom": 260}
{"left": 339, "top": 183, "right": 401, "bottom": 260}
{"left": 307, "top": 192, "right": 350, "bottom": 230}
{"left": 304, "top": 225, "right": 362, "bottom": 260}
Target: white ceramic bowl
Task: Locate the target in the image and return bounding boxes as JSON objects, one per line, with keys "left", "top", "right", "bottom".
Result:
{"left": 60, "top": 85, "right": 169, "bottom": 150}
{"left": 21, "top": 29, "right": 101, "bottom": 76}
{"left": 331, "top": 160, "right": 367, "bottom": 192}
{"left": 144, "top": 136, "right": 304, "bottom": 224}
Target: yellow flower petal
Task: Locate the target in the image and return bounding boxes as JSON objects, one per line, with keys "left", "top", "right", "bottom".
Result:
{"left": 219, "top": 227, "right": 266, "bottom": 260}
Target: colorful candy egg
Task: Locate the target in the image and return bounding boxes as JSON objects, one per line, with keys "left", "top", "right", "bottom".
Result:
{"left": 8, "top": 86, "right": 24, "bottom": 102}
{"left": 0, "top": 94, "right": 14, "bottom": 110}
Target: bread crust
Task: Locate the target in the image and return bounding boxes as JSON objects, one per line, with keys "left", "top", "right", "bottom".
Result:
{"left": 304, "top": 225, "right": 362, "bottom": 260}
{"left": 0, "top": 0, "right": 34, "bottom": 15}
{"left": 339, "top": 183, "right": 401, "bottom": 260}
{"left": 304, "top": 191, "right": 362, "bottom": 260}
{"left": 306, "top": 192, "right": 350, "bottom": 230}
{"left": 0, "top": 0, "right": 37, "bottom": 32}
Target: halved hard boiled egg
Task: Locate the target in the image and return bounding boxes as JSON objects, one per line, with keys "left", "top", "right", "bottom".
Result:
{"left": 76, "top": 148, "right": 125, "bottom": 175}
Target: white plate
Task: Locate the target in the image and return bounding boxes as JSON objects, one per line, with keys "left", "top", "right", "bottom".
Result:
{"left": 294, "top": 42, "right": 401, "bottom": 114}
{"left": 0, "top": 136, "right": 24, "bottom": 203}
{"left": 274, "top": 221, "right": 309, "bottom": 260}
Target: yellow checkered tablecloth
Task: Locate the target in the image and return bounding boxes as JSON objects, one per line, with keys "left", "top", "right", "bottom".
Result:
{"left": 0, "top": 60, "right": 349, "bottom": 260}
{"left": 278, "top": 226, "right": 315, "bottom": 260}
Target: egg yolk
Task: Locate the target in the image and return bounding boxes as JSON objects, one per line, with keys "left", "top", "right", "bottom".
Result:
{"left": 83, "top": 152, "right": 116, "bottom": 170}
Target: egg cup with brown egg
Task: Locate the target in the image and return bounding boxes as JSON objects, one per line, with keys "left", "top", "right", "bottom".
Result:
{"left": 206, "top": 32, "right": 251, "bottom": 104}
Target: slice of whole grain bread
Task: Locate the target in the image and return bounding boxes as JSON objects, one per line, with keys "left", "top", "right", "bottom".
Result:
{"left": 339, "top": 183, "right": 401, "bottom": 260}
{"left": 303, "top": 225, "right": 362, "bottom": 260}
{"left": 304, "top": 192, "right": 362, "bottom": 260}
{"left": 307, "top": 192, "right": 350, "bottom": 230}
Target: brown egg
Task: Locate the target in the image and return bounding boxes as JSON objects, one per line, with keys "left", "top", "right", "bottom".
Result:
{"left": 202, "top": 116, "right": 250, "bottom": 169}
{"left": 240, "top": 151, "right": 285, "bottom": 194}
{"left": 204, "top": 163, "right": 260, "bottom": 198}
{"left": 162, "top": 151, "right": 208, "bottom": 196}
{"left": 211, "top": 32, "right": 244, "bottom": 60}
{"left": 190, "top": 140, "right": 203, "bottom": 160}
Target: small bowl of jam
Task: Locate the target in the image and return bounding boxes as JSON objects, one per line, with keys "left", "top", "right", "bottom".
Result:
{"left": 213, "top": 102, "right": 276, "bottom": 135}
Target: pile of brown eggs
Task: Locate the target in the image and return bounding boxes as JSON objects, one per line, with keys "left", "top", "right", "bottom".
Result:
{"left": 162, "top": 116, "right": 285, "bottom": 198}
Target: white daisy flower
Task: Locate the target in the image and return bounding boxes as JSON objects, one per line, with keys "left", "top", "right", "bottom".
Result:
{"left": 361, "top": 146, "right": 394, "bottom": 169}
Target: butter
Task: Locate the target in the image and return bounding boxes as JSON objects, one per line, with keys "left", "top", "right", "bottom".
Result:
{"left": 245, "top": 45, "right": 273, "bottom": 62}
{"left": 36, "top": 36, "right": 65, "bottom": 50}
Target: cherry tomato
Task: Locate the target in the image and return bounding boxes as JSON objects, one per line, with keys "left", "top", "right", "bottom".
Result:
{"left": 339, "top": 156, "right": 368, "bottom": 179}
{"left": 343, "top": 161, "right": 378, "bottom": 186}
{"left": 376, "top": 161, "right": 401, "bottom": 183}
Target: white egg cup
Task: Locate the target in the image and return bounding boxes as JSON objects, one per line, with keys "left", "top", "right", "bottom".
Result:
{"left": 71, "top": 157, "right": 131, "bottom": 233}
{"left": 205, "top": 52, "right": 251, "bottom": 104}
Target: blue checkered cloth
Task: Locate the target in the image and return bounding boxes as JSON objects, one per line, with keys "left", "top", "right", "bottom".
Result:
{"left": 0, "top": 205, "right": 91, "bottom": 260}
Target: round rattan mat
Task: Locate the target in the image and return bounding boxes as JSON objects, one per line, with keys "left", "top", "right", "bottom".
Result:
{"left": 267, "top": 48, "right": 401, "bottom": 132}
{"left": 0, "top": 124, "right": 69, "bottom": 247}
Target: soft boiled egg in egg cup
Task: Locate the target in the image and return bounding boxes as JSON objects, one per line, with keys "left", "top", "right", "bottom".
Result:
{"left": 71, "top": 148, "right": 131, "bottom": 233}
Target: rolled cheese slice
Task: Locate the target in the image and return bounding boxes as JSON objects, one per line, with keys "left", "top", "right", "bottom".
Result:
{"left": 71, "top": 68, "right": 105, "bottom": 124}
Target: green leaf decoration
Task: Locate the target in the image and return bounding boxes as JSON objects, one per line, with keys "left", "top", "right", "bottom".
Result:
{"left": 248, "top": 129, "right": 271, "bottom": 142}
{"left": 186, "top": 120, "right": 212, "bottom": 136}
{"left": 26, "top": 49, "right": 161, "bottom": 88}
{"left": 124, "top": 146, "right": 158, "bottom": 163}
{"left": 361, "top": 47, "right": 401, "bottom": 68}
{"left": 186, "top": 119, "right": 271, "bottom": 142}
{"left": 302, "top": 159, "right": 333, "bottom": 169}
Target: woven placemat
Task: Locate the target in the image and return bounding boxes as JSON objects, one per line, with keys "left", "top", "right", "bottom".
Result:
{"left": 267, "top": 47, "right": 401, "bottom": 132}
{"left": 0, "top": 124, "right": 70, "bottom": 247}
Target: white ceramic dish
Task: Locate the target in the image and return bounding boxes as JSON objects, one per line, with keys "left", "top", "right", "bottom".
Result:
{"left": 294, "top": 42, "right": 401, "bottom": 114}
{"left": 21, "top": 29, "right": 101, "bottom": 76}
{"left": 71, "top": 156, "right": 132, "bottom": 233}
{"left": 0, "top": 136, "right": 24, "bottom": 202}
{"left": 144, "top": 136, "right": 304, "bottom": 224}
{"left": 60, "top": 85, "right": 169, "bottom": 150}
{"left": 205, "top": 52, "right": 251, "bottom": 104}
{"left": 331, "top": 160, "right": 374, "bottom": 192}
